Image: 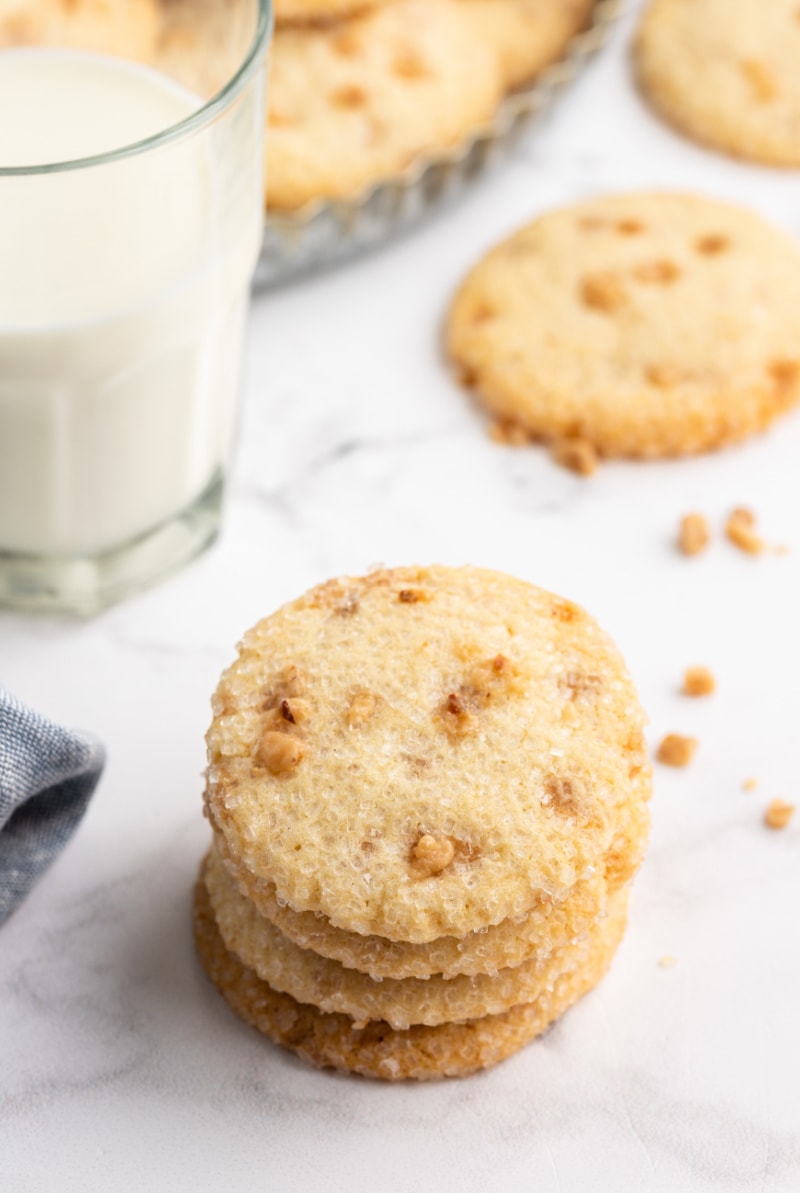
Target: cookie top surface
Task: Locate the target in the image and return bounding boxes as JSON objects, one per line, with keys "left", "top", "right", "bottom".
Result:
{"left": 205, "top": 565, "right": 649, "bottom": 943}
{"left": 459, "top": 0, "right": 594, "bottom": 91}
{"left": 636, "top": 0, "right": 800, "bottom": 168}
{"left": 447, "top": 192, "right": 800, "bottom": 458}
{"left": 266, "top": 0, "right": 501, "bottom": 210}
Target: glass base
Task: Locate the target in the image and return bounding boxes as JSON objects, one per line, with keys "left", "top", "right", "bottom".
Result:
{"left": 0, "top": 473, "right": 223, "bottom": 616}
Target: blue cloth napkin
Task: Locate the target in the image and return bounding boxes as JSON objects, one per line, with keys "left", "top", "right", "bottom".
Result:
{"left": 0, "top": 687, "right": 104, "bottom": 926}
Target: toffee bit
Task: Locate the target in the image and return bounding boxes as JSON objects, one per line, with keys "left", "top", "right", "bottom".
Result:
{"left": 678, "top": 512, "right": 710, "bottom": 557}
{"left": 551, "top": 436, "right": 599, "bottom": 477}
{"left": 764, "top": 799, "right": 795, "bottom": 831}
{"left": 412, "top": 834, "right": 455, "bottom": 876}
{"left": 683, "top": 666, "right": 716, "bottom": 697}
{"left": 256, "top": 731, "right": 307, "bottom": 776}
{"left": 742, "top": 777, "right": 758, "bottom": 793}
{"left": 725, "top": 507, "right": 765, "bottom": 555}
{"left": 656, "top": 733, "right": 698, "bottom": 768}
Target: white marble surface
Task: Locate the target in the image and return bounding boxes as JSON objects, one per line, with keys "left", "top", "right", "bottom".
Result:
{"left": 2, "top": 3, "right": 800, "bottom": 1189}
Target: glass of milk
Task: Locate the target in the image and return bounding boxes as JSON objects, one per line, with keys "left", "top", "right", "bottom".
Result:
{"left": 0, "top": 0, "right": 271, "bottom": 613}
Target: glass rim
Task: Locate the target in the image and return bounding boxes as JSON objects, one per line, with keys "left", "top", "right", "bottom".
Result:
{"left": 0, "top": 0, "right": 272, "bottom": 178}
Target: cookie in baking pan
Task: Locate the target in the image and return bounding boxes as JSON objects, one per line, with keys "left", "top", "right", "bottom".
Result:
{"left": 265, "top": 0, "right": 502, "bottom": 210}
{"left": 635, "top": 0, "right": 800, "bottom": 167}
{"left": 447, "top": 192, "right": 800, "bottom": 457}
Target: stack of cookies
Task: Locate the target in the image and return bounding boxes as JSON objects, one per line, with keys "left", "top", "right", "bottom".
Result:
{"left": 195, "top": 565, "right": 651, "bottom": 1080}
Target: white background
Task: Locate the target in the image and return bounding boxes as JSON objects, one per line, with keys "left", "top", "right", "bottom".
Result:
{"left": 2, "top": 2, "right": 800, "bottom": 1189}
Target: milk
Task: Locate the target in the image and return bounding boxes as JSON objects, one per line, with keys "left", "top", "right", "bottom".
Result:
{"left": 0, "top": 49, "right": 263, "bottom": 556}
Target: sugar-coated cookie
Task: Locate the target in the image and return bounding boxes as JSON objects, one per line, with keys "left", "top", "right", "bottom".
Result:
{"left": 205, "top": 565, "right": 649, "bottom": 942}
{"left": 193, "top": 866, "right": 628, "bottom": 1080}
{"left": 636, "top": 0, "right": 800, "bottom": 167}
{"left": 447, "top": 193, "right": 800, "bottom": 457}
{"left": 205, "top": 845, "right": 628, "bottom": 1028}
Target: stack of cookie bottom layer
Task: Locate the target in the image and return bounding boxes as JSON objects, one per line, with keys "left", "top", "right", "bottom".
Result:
{"left": 194, "top": 842, "right": 631, "bottom": 1081}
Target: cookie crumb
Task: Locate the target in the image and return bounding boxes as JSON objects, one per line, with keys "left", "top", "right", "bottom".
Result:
{"left": 489, "top": 419, "right": 529, "bottom": 446}
{"left": 658, "top": 955, "right": 678, "bottom": 969}
{"left": 725, "top": 507, "right": 764, "bottom": 555}
{"left": 678, "top": 512, "right": 710, "bottom": 556}
{"left": 764, "top": 799, "right": 795, "bottom": 830}
{"left": 656, "top": 733, "right": 698, "bottom": 767}
{"left": 742, "top": 777, "right": 758, "bottom": 793}
{"left": 551, "top": 437, "right": 598, "bottom": 477}
{"left": 683, "top": 666, "right": 716, "bottom": 697}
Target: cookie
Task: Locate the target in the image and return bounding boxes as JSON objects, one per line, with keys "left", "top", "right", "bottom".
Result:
{"left": 206, "top": 844, "right": 629, "bottom": 1028}
{"left": 265, "top": 0, "right": 501, "bottom": 211}
{"left": 447, "top": 193, "right": 800, "bottom": 458}
{"left": 215, "top": 786, "right": 648, "bottom": 978}
{"left": 0, "top": 0, "right": 159, "bottom": 60}
{"left": 459, "top": 0, "right": 594, "bottom": 92}
{"left": 635, "top": 0, "right": 800, "bottom": 168}
{"left": 218, "top": 838, "right": 610, "bottom": 979}
{"left": 193, "top": 866, "right": 628, "bottom": 1080}
{"left": 205, "top": 565, "right": 650, "bottom": 943}
{"left": 275, "top": 0, "right": 395, "bottom": 25}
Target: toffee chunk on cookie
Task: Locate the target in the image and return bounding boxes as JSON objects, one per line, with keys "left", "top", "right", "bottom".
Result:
{"left": 447, "top": 193, "right": 800, "bottom": 458}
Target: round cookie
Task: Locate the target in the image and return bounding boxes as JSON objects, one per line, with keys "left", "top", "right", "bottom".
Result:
{"left": 205, "top": 565, "right": 650, "bottom": 943}
{"left": 635, "top": 0, "right": 800, "bottom": 168}
{"left": 205, "top": 846, "right": 628, "bottom": 1028}
{"left": 0, "top": 0, "right": 159, "bottom": 60}
{"left": 214, "top": 776, "right": 649, "bottom": 978}
{"left": 275, "top": 0, "right": 395, "bottom": 25}
{"left": 218, "top": 839, "right": 610, "bottom": 979}
{"left": 265, "top": 0, "right": 502, "bottom": 211}
{"left": 447, "top": 193, "right": 800, "bottom": 458}
{"left": 458, "top": 0, "right": 594, "bottom": 92}
{"left": 193, "top": 867, "right": 628, "bottom": 1080}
